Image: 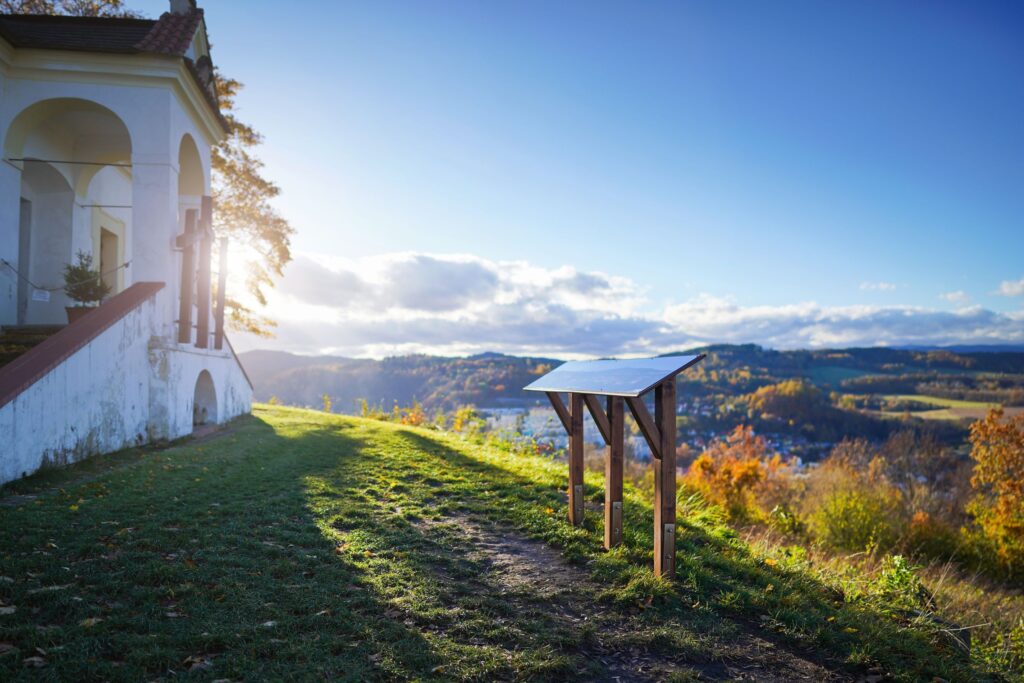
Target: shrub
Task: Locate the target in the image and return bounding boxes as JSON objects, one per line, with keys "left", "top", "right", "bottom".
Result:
{"left": 809, "top": 487, "right": 901, "bottom": 553}
{"left": 63, "top": 250, "right": 111, "bottom": 305}
{"left": 684, "top": 426, "right": 767, "bottom": 521}
{"left": 875, "top": 555, "right": 931, "bottom": 612}
{"left": 905, "top": 511, "right": 961, "bottom": 562}
{"left": 967, "top": 408, "right": 1024, "bottom": 575}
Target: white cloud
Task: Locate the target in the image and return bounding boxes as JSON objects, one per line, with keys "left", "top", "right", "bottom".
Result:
{"left": 939, "top": 290, "right": 970, "bottom": 305}
{"left": 233, "top": 252, "right": 1024, "bottom": 357}
{"left": 859, "top": 281, "right": 897, "bottom": 292}
{"left": 997, "top": 278, "right": 1024, "bottom": 297}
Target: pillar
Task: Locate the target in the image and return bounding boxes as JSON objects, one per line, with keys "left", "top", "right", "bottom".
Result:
{"left": 605, "top": 396, "right": 624, "bottom": 549}
{"left": 653, "top": 379, "right": 677, "bottom": 578}
{"left": 568, "top": 392, "right": 585, "bottom": 526}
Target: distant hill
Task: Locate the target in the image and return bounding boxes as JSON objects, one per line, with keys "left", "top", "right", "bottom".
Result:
{"left": 239, "top": 350, "right": 561, "bottom": 412}
{"left": 239, "top": 344, "right": 1024, "bottom": 415}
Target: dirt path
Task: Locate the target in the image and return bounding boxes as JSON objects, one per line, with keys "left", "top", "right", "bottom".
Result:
{"left": 426, "top": 513, "right": 851, "bottom": 682}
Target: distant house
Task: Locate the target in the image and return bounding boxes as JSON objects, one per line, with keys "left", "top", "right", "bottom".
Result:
{"left": 0, "top": 0, "right": 251, "bottom": 483}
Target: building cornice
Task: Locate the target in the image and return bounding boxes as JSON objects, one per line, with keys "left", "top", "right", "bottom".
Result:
{"left": 0, "top": 47, "right": 225, "bottom": 145}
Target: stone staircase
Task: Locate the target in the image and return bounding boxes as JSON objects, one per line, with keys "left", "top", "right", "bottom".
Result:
{"left": 0, "top": 325, "right": 65, "bottom": 370}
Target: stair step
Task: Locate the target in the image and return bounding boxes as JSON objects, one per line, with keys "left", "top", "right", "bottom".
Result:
{"left": 0, "top": 325, "right": 65, "bottom": 370}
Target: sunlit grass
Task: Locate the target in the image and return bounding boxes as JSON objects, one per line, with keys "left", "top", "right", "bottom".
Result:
{"left": 0, "top": 405, "right": 1003, "bottom": 681}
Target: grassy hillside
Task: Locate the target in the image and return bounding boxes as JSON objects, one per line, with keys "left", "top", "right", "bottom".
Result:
{"left": 240, "top": 346, "right": 1024, "bottom": 413}
{"left": 0, "top": 406, "right": 1011, "bottom": 680}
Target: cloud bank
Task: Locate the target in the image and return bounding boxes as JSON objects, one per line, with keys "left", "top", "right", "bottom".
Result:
{"left": 242, "top": 252, "right": 1024, "bottom": 357}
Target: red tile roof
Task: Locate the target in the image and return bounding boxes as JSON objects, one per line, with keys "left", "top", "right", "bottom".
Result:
{"left": 0, "top": 9, "right": 227, "bottom": 133}
{"left": 134, "top": 9, "right": 204, "bottom": 56}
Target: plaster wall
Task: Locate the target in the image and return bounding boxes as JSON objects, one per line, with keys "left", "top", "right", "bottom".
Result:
{"left": 0, "top": 293, "right": 154, "bottom": 483}
{"left": 0, "top": 289, "right": 252, "bottom": 483}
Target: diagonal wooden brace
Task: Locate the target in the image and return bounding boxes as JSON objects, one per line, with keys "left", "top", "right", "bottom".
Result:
{"left": 626, "top": 395, "right": 661, "bottom": 459}
{"left": 583, "top": 393, "right": 611, "bottom": 444}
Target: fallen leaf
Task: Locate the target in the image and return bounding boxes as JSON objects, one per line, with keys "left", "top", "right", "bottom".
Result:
{"left": 260, "top": 621, "right": 276, "bottom": 628}
{"left": 183, "top": 655, "right": 213, "bottom": 671}
{"left": 0, "top": 643, "right": 16, "bottom": 656}
{"left": 763, "top": 558, "right": 778, "bottom": 567}
{"left": 79, "top": 617, "right": 103, "bottom": 628}
{"left": 23, "top": 656, "right": 46, "bottom": 668}
{"left": 27, "top": 584, "right": 72, "bottom": 595}
{"left": 843, "top": 627, "right": 858, "bottom": 634}
{"left": 0, "top": 606, "right": 15, "bottom": 616}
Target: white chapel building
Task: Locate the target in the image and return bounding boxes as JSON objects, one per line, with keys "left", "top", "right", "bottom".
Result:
{"left": 0, "top": 0, "right": 252, "bottom": 483}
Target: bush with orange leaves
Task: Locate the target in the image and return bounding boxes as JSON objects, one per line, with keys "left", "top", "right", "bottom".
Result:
{"left": 684, "top": 425, "right": 796, "bottom": 521}
{"left": 967, "top": 408, "right": 1024, "bottom": 575}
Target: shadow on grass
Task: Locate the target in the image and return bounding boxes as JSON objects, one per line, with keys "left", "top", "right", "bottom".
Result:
{"left": 0, "top": 411, "right": 990, "bottom": 682}
{"left": 386, "top": 428, "right": 988, "bottom": 683}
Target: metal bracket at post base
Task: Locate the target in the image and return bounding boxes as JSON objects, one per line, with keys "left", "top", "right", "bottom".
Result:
{"left": 659, "top": 524, "right": 676, "bottom": 577}
{"left": 572, "top": 484, "right": 584, "bottom": 524}
{"left": 611, "top": 501, "right": 622, "bottom": 544}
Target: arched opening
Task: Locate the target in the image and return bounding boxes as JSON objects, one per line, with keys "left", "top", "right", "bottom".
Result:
{"left": 17, "top": 162, "right": 73, "bottom": 324}
{"left": 178, "top": 134, "right": 205, "bottom": 198}
{"left": 193, "top": 370, "right": 218, "bottom": 428}
{"left": 3, "top": 98, "right": 132, "bottom": 324}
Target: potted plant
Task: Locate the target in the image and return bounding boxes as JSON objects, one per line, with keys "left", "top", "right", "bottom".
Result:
{"left": 63, "top": 251, "right": 111, "bottom": 323}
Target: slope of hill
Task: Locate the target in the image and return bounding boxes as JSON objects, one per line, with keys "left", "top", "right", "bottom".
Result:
{"left": 0, "top": 405, "right": 1007, "bottom": 681}
{"left": 240, "top": 345, "right": 1024, "bottom": 411}
{"left": 240, "top": 350, "right": 561, "bottom": 412}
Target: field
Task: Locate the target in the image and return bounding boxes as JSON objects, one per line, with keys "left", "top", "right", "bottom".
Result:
{"left": 0, "top": 405, "right": 1008, "bottom": 681}
{"left": 879, "top": 395, "right": 1022, "bottom": 421}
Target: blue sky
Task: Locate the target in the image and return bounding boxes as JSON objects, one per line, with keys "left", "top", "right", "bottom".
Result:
{"left": 137, "top": 0, "right": 1024, "bottom": 356}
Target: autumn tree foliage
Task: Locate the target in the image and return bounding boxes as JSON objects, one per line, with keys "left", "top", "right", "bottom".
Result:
{"left": 747, "top": 379, "right": 824, "bottom": 423}
{"left": 0, "top": 0, "right": 135, "bottom": 15}
{"left": 968, "top": 408, "right": 1024, "bottom": 572}
{"left": 1, "top": 0, "right": 294, "bottom": 335}
{"left": 684, "top": 425, "right": 794, "bottom": 521}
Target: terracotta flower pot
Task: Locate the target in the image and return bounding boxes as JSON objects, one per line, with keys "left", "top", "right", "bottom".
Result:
{"left": 65, "top": 306, "right": 95, "bottom": 324}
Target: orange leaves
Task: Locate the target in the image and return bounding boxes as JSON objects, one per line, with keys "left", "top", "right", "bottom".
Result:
{"left": 683, "top": 426, "right": 791, "bottom": 520}
{"left": 968, "top": 408, "right": 1024, "bottom": 569}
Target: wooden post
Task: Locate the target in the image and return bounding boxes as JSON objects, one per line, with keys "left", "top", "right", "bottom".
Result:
{"left": 195, "top": 196, "right": 213, "bottom": 349}
{"left": 568, "top": 392, "right": 585, "bottom": 526}
{"left": 605, "top": 396, "right": 624, "bottom": 549}
{"left": 653, "top": 379, "right": 677, "bottom": 578}
{"left": 176, "top": 209, "right": 197, "bottom": 344}
{"left": 214, "top": 236, "right": 227, "bottom": 350}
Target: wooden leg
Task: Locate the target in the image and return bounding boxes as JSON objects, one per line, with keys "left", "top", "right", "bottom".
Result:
{"left": 653, "top": 381, "right": 677, "bottom": 578}
{"left": 568, "top": 392, "right": 585, "bottom": 526}
{"left": 605, "top": 396, "right": 624, "bottom": 549}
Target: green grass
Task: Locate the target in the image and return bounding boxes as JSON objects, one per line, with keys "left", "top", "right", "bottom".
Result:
{"left": 876, "top": 394, "right": 1024, "bottom": 422}
{"left": 0, "top": 405, "right": 1003, "bottom": 681}
{"left": 881, "top": 394, "right": 999, "bottom": 410}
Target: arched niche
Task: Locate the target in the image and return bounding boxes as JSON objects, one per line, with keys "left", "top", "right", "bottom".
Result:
{"left": 178, "top": 133, "right": 206, "bottom": 198}
{"left": 193, "top": 369, "right": 218, "bottom": 428}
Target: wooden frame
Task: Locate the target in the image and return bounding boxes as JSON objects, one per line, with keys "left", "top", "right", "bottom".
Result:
{"left": 528, "top": 354, "right": 705, "bottom": 578}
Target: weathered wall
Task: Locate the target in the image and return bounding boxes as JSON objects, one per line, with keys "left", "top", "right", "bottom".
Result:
{"left": 0, "top": 294, "right": 155, "bottom": 483}
{"left": 0, "top": 290, "right": 252, "bottom": 484}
